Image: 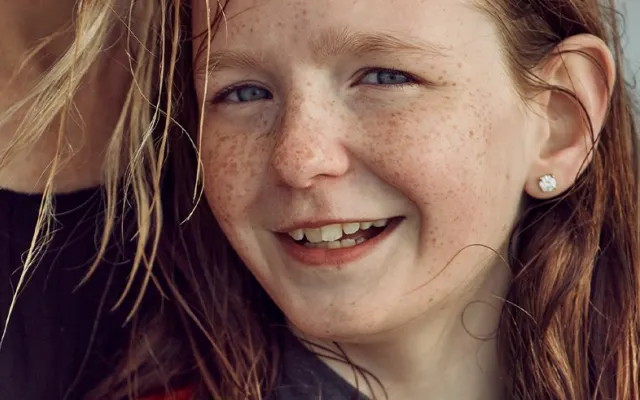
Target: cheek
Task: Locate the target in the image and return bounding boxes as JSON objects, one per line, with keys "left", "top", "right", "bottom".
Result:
{"left": 357, "top": 96, "right": 490, "bottom": 196}
{"left": 201, "top": 121, "right": 267, "bottom": 225}
{"left": 355, "top": 91, "right": 524, "bottom": 244}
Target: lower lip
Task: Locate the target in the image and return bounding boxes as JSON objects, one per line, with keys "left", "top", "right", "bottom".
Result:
{"left": 277, "top": 218, "right": 402, "bottom": 267}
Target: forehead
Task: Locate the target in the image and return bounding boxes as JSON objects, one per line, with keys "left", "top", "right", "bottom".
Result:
{"left": 192, "top": 0, "right": 497, "bottom": 56}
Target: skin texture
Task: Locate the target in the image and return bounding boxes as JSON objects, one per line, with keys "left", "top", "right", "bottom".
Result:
{"left": 192, "top": 0, "right": 614, "bottom": 398}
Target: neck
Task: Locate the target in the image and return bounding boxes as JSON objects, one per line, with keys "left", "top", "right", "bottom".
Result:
{"left": 310, "top": 263, "right": 510, "bottom": 400}
{"left": 0, "top": 0, "right": 134, "bottom": 193}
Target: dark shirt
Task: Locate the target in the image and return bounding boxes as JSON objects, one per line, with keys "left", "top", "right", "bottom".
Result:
{"left": 272, "top": 329, "right": 368, "bottom": 400}
{"left": 143, "top": 329, "right": 369, "bottom": 400}
{"left": 0, "top": 187, "right": 137, "bottom": 399}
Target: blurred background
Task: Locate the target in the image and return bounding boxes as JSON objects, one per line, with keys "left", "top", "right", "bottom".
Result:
{"left": 620, "top": 0, "right": 639, "bottom": 97}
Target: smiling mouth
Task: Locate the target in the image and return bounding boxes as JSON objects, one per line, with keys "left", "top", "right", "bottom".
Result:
{"left": 285, "top": 218, "right": 396, "bottom": 249}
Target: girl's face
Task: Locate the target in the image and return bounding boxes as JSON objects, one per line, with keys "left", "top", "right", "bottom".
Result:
{"left": 192, "top": 0, "right": 541, "bottom": 340}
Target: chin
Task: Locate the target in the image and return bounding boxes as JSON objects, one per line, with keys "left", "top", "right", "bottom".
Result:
{"left": 281, "top": 296, "right": 409, "bottom": 343}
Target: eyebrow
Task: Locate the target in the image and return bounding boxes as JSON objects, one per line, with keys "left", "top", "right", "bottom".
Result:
{"left": 200, "top": 49, "right": 270, "bottom": 76}
{"left": 310, "top": 28, "right": 449, "bottom": 64}
{"left": 203, "top": 28, "right": 449, "bottom": 75}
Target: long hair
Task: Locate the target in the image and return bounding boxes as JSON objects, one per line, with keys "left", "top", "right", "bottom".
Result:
{"left": 93, "top": 0, "right": 640, "bottom": 399}
{"left": 481, "top": 1, "right": 640, "bottom": 399}
{"left": 90, "top": 1, "right": 282, "bottom": 398}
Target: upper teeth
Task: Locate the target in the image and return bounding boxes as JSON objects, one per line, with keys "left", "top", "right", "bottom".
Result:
{"left": 287, "top": 219, "right": 389, "bottom": 243}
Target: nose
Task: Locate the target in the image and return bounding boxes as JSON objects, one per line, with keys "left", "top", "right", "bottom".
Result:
{"left": 270, "top": 97, "right": 350, "bottom": 189}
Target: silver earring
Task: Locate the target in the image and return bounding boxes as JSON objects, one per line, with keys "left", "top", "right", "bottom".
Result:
{"left": 538, "top": 174, "right": 557, "bottom": 193}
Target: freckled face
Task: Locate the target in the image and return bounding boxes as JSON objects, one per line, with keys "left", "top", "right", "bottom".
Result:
{"left": 192, "top": 0, "right": 536, "bottom": 340}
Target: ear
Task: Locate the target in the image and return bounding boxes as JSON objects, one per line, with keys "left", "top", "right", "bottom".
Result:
{"left": 524, "top": 34, "right": 615, "bottom": 199}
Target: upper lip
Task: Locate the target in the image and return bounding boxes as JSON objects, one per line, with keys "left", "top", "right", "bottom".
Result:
{"left": 273, "top": 217, "right": 399, "bottom": 233}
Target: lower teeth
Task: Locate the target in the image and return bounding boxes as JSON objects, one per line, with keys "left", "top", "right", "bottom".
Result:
{"left": 304, "top": 237, "right": 367, "bottom": 249}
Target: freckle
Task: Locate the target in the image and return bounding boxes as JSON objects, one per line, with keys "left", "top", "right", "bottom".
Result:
{"left": 468, "top": 130, "right": 474, "bottom": 138}
{"left": 428, "top": 297, "right": 434, "bottom": 303}
{"left": 458, "top": 62, "right": 463, "bottom": 69}
{"left": 227, "top": 161, "right": 238, "bottom": 174}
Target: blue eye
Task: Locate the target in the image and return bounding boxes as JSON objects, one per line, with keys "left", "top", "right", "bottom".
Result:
{"left": 359, "top": 69, "right": 414, "bottom": 85}
{"left": 216, "top": 84, "right": 273, "bottom": 103}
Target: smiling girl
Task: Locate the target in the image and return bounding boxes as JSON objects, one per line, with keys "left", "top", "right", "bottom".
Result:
{"left": 98, "top": 0, "right": 639, "bottom": 399}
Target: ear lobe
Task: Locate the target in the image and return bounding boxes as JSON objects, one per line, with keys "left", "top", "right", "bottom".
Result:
{"left": 525, "top": 34, "right": 615, "bottom": 200}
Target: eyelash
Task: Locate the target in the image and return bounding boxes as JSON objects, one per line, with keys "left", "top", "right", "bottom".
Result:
{"left": 211, "top": 67, "right": 420, "bottom": 105}
{"left": 211, "top": 82, "right": 270, "bottom": 104}
{"left": 353, "top": 67, "right": 420, "bottom": 87}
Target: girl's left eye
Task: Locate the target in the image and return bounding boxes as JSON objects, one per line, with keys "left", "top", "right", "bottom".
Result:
{"left": 358, "top": 69, "right": 415, "bottom": 86}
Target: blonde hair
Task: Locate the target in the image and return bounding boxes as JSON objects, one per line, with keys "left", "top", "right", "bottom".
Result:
{"left": 0, "top": 0, "right": 185, "bottom": 348}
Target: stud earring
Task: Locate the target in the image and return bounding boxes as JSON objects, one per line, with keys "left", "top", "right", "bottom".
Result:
{"left": 538, "top": 174, "right": 557, "bottom": 193}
